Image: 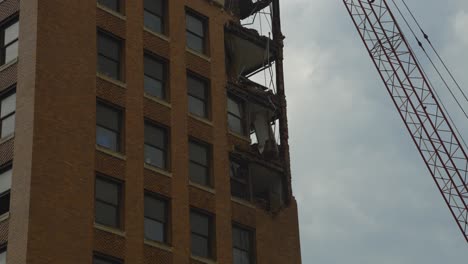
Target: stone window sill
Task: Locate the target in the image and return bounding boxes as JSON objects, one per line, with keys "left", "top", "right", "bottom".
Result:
{"left": 94, "top": 223, "right": 126, "bottom": 237}
{"left": 0, "top": 58, "right": 18, "bottom": 73}
{"left": 144, "top": 163, "right": 172, "bottom": 178}
{"left": 144, "top": 239, "right": 173, "bottom": 252}
{"left": 190, "top": 255, "right": 217, "bottom": 264}
{"left": 143, "top": 27, "right": 170, "bottom": 42}
{"left": 0, "top": 212, "right": 9, "bottom": 222}
{"left": 186, "top": 48, "right": 211, "bottom": 62}
{"left": 97, "top": 73, "right": 127, "bottom": 89}
{"left": 189, "top": 114, "right": 213, "bottom": 127}
{"left": 97, "top": 3, "right": 127, "bottom": 20}
{"left": 189, "top": 181, "right": 216, "bottom": 195}
{"left": 144, "top": 93, "right": 172, "bottom": 109}
{"left": 96, "top": 145, "right": 127, "bottom": 161}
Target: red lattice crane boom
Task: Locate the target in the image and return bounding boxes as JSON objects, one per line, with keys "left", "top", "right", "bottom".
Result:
{"left": 342, "top": 0, "right": 468, "bottom": 243}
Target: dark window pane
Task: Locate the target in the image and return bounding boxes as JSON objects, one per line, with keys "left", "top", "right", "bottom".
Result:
{"left": 98, "top": 55, "right": 120, "bottom": 80}
{"left": 4, "top": 21, "right": 18, "bottom": 45}
{"left": 0, "top": 192, "right": 10, "bottom": 215}
{"left": 95, "top": 201, "right": 118, "bottom": 227}
{"left": 96, "top": 178, "right": 119, "bottom": 205}
{"left": 97, "top": 104, "right": 120, "bottom": 131}
{"left": 98, "top": 0, "right": 120, "bottom": 12}
{"left": 228, "top": 97, "right": 242, "bottom": 117}
{"left": 188, "top": 96, "right": 206, "bottom": 117}
{"left": 0, "top": 250, "right": 5, "bottom": 264}
{"left": 144, "top": 124, "right": 165, "bottom": 148}
{"left": 144, "top": 0, "right": 163, "bottom": 16}
{"left": 233, "top": 248, "right": 250, "bottom": 264}
{"left": 191, "top": 234, "right": 209, "bottom": 258}
{"left": 231, "top": 180, "right": 249, "bottom": 200}
{"left": 1, "top": 114, "right": 14, "bottom": 138}
{"left": 190, "top": 211, "right": 209, "bottom": 236}
{"left": 228, "top": 114, "right": 243, "bottom": 135}
{"left": 96, "top": 126, "right": 118, "bottom": 151}
{"left": 1, "top": 93, "right": 16, "bottom": 118}
{"left": 144, "top": 218, "right": 165, "bottom": 242}
{"left": 93, "top": 256, "right": 120, "bottom": 264}
{"left": 189, "top": 163, "right": 208, "bottom": 186}
{"left": 144, "top": 76, "right": 164, "bottom": 98}
{"left": 144, "top": 195, "right": 166, "bottom": 221}
{"left": 186, "top": 32, "right": 204, "bottom": 53}
{"left": 186, "top": 14, "right": 204, "bottom": 37}
{"left": 189, "top": 142, "right": 208, "bottom": 165}
{"left": 144, "top": 55, "right": 163, "bottom": 80}
{"left": 187, "top": 76, "right": 206, "bottom": 99}
{"left": 144, "top": 145, "right": 165, "bottom": 168}
{"left": 233, "top": 227, "right": 251, "bottom": 250}
{"left": 144, "top": 11, "right": 163, "bottom": 33}
{"left": 0, "top": 169, "right": 11, "bottom": 194}
{"left": 98, "top": 34, "right": 120, "bottom": 61}
{"left": 5, "top": 41, "right": 18, "bottom": 63}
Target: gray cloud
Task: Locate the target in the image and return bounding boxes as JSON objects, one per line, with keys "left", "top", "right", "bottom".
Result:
{"left": 280, "top": 0, "right": 468, "bottom": 263}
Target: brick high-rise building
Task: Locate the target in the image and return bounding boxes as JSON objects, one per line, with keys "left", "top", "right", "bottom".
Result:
{"left": 0, "top": 0, "right": 301, "bottom": 263}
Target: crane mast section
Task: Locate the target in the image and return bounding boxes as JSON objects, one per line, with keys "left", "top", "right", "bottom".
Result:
{"left": 343, "top": 0, "right": 468, "bottom": 242}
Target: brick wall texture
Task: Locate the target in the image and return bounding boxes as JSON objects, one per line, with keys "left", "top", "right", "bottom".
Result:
{"left": 2, "top": 0, "right": 302, "bottom": 263}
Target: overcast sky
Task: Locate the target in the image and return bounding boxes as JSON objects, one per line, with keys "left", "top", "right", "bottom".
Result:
{"left": 279, "top": 0, "right": 468, "bottom": 263}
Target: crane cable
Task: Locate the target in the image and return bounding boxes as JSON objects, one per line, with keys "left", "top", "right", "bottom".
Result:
{"left": 401, "top": 0, "right": 468, "bottom": 105}
{"left": 389, "top": 0, "right": 468, "bottom": 151}
{"left": 390, "top": 0, "right": 468, "bottom": 121}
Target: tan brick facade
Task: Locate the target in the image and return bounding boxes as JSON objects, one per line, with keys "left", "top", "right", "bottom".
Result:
{"left": 0, "top": 0, "right": 302, "bottom": 263}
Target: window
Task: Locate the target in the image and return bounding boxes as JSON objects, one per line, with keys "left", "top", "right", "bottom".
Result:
{"left": 98, "top": 0, "right": 120, "bottom": 13}
{"left": 95, "top": 176, "right": 122, "bottom": 228}
{"left": 144, "top": 193, "right": 168, "bottom": 243}
{"left": 189, "top": 140, "right": 210, "bottom": 186}
{"left": 186, "top": 11, "right": 207, "bottom": 54}
{"left": 190, "top": 210, "right": 213, "bottom": 259}
{"left": 0, "top": 247, "right": 5, "bottom": 264}
{"left": 228, "top": 96, "right": 245, "bottom": 135}
{"left": 232, "top": 225, "right": 254, "bottom": 264}
{"left": 93, "top": 254, "right": 122, "bottom": 264}
{"left": 187, "top": 74, "right": 209, "bottom": 118}
{"left": 144, "top": 0, "right": 165, "bottom": 34}
{"left": 144, "top": 54, "right": 166, "bottom": 99}
{"left": 98, "top": 31, "right": 122, "bottom": 80}
{"left": 0, "top": 91, "right": 15, "bottom": 139}
{"left": 1, "top": 18, "right": 18, "bottom": 66}
{"left": 230, "top": 158, "right": 250, "bottom": 200}
{"left": 0, "top": 167, "right": 11, "bottom": 216}
{"left": 144, "top": 122, "right": 168, "bottom": 169}
{"left": 96, "top": 102, "right": 122, "bottom": 152}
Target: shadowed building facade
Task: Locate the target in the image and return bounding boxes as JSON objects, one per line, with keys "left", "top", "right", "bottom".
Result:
{"left": 0, "top": 0, "right": 301, "bottom": 263}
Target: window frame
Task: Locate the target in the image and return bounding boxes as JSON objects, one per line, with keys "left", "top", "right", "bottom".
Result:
{"left": 144, "top": 0, "right": 167, "bottom": 34}
{"left": 0, "top": 162, "right": 11, "bottom": 217}
{"left": 94, "top": 175, "right": 123, "bottom": 229}
{"left": 93, "top": 252, "right": 123, "bottom": 264}
{"left": 187, "top": 73, "right": 210, "bottom": 119}
{"left": 190, "top": 209, "right": 214, "bottom": 259}
{"left": 97, "top": 0, "right": 122, "bottom": 14}
{"left": 96, "top": 100, "right": 123, "bottom": 153}
{"left": 188, "top": 139, "right": 211, "bottom": 187}
{"left": 97, "top": 30, "right": 123, "bottom": 81}
{"left": 144, "top": 191, "right": 170, "bottom": 244}
{"left": 229, "top": 156, "right": 251, "bottom": 201}
{"left": 0, "top": 244, "right": 6, "bottom": 264}
{"left": 0, "top": 16, "right": 19, "bottom": 66}
{"left": 227, "top": 95, "right": 246, "bottom": 136}
{"left": 144, "top": 120, "right": 169, "bottom": 170}
{"left": 185, "top": 9, "right": 208, "bottom": 54}
{"left": 0, "top": 86, "right": 16, "bottom": 139}
{"left": 232, "top": 224, "right": 256, "bottom": 264}
{"left": 143, "top": 52, "right": 168, "bottom": 100}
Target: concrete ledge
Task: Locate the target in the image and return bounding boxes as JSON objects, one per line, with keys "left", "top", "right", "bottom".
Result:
{"left": 189, "top": 181, "right": 216, "bottom": 195}
{"left": 96, "top": 145, "right": 127, "bottom": 161}
{"left": 144, "top": 239, "right": 173, "bottom": 252}
{"left": 144, "top": 93, "right": 172, "bottom": 109}
{"left": 144, "top": 163, "right": 172, "bottom": 178}
{"left": 97, "top": 3, "right": 127, "bottom": 20}
{"left": 94, "top": 223, "right": 126, "bottom": 237}
{"left": 144, "top": 27, "right": 170, "bottom": 42}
